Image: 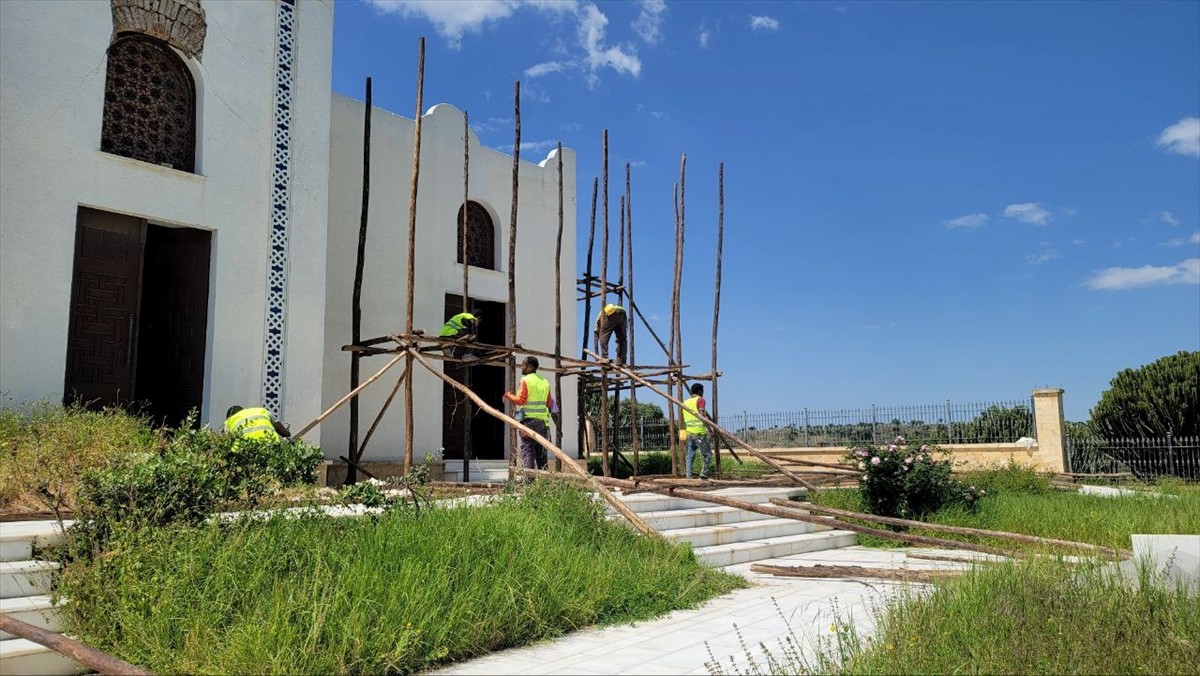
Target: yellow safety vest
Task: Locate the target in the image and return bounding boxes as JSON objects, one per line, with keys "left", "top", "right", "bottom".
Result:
{"left": 520, "top": 373, "right": 552, "bottom": 423}
{"left": 598, "top": 304, "right": 623, "bottom": 320}
{"left": 440, "top": 312, "right": 477, "bottom": 337}
{"left": 682, "top": 396, "right": 707, "bottom": 436}
{"left": 224, "top": 407, "right": 281, "bottom": 442}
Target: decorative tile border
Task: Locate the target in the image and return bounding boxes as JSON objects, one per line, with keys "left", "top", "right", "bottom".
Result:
{"left": 262, "top": 0, "right": 296, "bottom": 417}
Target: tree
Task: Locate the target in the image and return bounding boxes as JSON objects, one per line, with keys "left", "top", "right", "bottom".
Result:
{"left": 1089, "top": 350, "right": 1199, "bottom": 438}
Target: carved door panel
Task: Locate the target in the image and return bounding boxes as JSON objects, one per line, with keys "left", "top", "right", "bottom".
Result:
{"left": 64, "top": 208, "right": 146, "bottom": 407}
{"left": 135, "top": 226, "right": 211, "bottom": 427}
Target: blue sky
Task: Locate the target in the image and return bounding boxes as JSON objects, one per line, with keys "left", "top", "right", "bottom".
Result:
{"left": 333, "top": 0, "right": 1200, "bottom": 423}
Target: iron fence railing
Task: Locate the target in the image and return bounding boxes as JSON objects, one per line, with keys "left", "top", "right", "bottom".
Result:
{"left": 1066, "top": 434, "right": 1200, "bottom": 479}
{"left": 604, "top": 400, "right": 1036, "bottom": 450}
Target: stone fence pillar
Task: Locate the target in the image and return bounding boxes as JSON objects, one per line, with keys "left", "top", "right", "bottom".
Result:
{"left": 1032, "top": 388, "right": 1066, "bottom": 473}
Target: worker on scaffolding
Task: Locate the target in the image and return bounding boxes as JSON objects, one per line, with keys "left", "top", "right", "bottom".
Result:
{"left": 594, "top": 303, "right": 628, "bottom": 365}
{"left": 680, "top": 383, "right": 713, "bottom": 480}
{"left": 503, "top": 356, "right": 558, "bottom": 470}
{"left": 438, "top": 309, "right": 482, "bottom": 360}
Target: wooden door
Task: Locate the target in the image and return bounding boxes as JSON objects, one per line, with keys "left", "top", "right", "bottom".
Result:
{"left": 135, "top": 226, "right": 211, "bottom": 427}
{"left": 64, "top": 208, "right": 146, "bottom": 407}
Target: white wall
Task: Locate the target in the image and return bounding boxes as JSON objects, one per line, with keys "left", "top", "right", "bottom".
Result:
{"left": 322, "top": 97, "right": 579, "bottom": 461}
{"left": 0, "top": 0, "right": 332, "bottom": 431}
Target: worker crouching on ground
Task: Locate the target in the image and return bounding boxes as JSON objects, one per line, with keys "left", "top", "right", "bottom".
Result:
{"left": 439, "top": 309, "right": 481, "bottom": 360}
{"left": 224, "top": 405, "right": 291, "bottom": 450}
{"left": 681, "top": 383, "right": 713, "bottom": 479}
{"left": 595, "top": 303, "right": 627, "bottom": 365}
{"left": 503, "top": 356, "right": 559, "bottom": 470}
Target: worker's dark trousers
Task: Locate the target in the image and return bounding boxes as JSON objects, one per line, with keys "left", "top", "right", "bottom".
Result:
{"left": 519, "top": 419, "right": 550, "bottom": 469}
{"left": 596, "top": 311, "right": 628, "bottom": 365}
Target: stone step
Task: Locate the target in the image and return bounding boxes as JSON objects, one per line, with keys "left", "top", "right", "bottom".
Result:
{"left": 692, "top": 530, "right": 859, "bottom": 567}
{"left": 0, "top": 595, "right": 63, "bottom": 639}
{"left": 0, "top": 638, "right": 86, "bottom": 676}
{"left": 659, "top": 517, "right": 831, "bottom": 549}
{"left": 0, "top": 521, "right": 71, "bottom": 563}
{"left": 613, "top": 487, "right": 806, "bottom": 514}
{"left": 1, "top": 561, "right": 58, "bottom": 600}
{"left": 630, "top": 505, "right": 778, "bottom": 531}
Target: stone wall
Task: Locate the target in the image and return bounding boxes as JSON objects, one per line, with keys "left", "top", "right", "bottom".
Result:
{"left": 111, "top": 0, "right": 206, "bottom": 59}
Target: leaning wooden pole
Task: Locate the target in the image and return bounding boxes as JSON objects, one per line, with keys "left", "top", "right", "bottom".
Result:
{"left": 358, "top": 366, "right": 411, "bottom": 459}
{"left": 528, "top": 470, "right": 1018, "bottom": 558}
{"left": 625, "top": 163, "right": 640, "bottom": 475}
{"left": 507, "top": 81, "right": 521, "bottom": 478}
{"left": 461, "top": 110, "right": 473, "bottom": 482}
{"left": 711, "top": 162, "right": 725, "bottom": 473}
{"left": 599, "top": 129, "right": 610, "bottom": 478}
{"left": 348, "top": 76, "right": 373, "bottom": 484}
{"left": 584, "top": 351, "right": 818, "bottom": 490}
{"left": 295, "top": 354, "right": 406, "bottom": 439}
{"left": 403, "top": 38, "right": 425, "bottom": 475}
{"left": 0, "top": 614, "right": 151, "bottom": 676}
{"left": 553, "top": 141, "right": 565, "bottom": 467}
{"left": 408, "top": 349, "right": 660, "bottom": 539}
{"left": 667, "top": 181, "right": 680, "bottom": 476}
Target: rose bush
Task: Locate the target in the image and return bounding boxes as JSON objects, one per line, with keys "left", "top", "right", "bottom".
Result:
{"left": 846, "top": 436, "right": 984, "bottom": 521}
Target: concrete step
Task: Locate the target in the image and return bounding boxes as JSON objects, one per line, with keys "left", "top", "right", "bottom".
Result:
{"left": 0, "top": 638, "right": 86, "bottom": 676}
{"left": 692, "top": 530, "right": 858, "bottom": 567}
{"left": 1, "top": 561, "right": 58, "bottom": 600}
{"left": 0, "top": 596, "right": 63, "bottom": 639}
{"left": 630, "top": 505, "right": 779, "bottom": 531}
{"left": 613, "top": 487, "right": 806, "bottom": 513}
{"left": 0, "top": 521, "right": 71, "bottom": 563}
{"left": 659, "top": 517, "right": 831, "bottom": 549}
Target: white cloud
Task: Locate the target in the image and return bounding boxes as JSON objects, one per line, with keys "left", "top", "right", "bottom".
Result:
{"left": 366, "top": 0, "right": 578, "bottom": 49}
{"left": 1026, "top": 249, "right": 1059, "bottom": 265}
{"left": 578, "top": 4, "right": 641, "bottom": 83}
{"left": 1071, "top": 239, "right": 1086, "bottom": 245}
{"left": 698, "top": 25, "right": 711, "bottom": 48}
{"left": 1084, "top": 258, "right": 1200, "bottom": 290}
{"left": 749, "top": 15, "right": 780, "bottom": 31}
{"left": 1061, "top": 206, "right": 1079, "bottom": 217}
{"left": 1160, "top": 231, "right": 1200, "bottom": 247}
{"left": 1003, "top": 202, "right": 1051, "bottom": 225}
{"left": 1156, "top": 116, "right": 1200, "bottom": 158}
{"left": 524, "top": 61, "right": 568, "bottom": 78}
{"left": 370, "top": 0, "right": 640, "bottom": 85}
{"left": 560, "top": 121, "right": 583, "bottom": 131}
{"left": 649, "top": 110, "right": 668, "bottom": 120}
{"left": 1159, "top": 210, "right": 1181, "bottom": 226}
{"left": 492, "top": 139, "right": 560, "bottom": 153}
{"left": 943, "top": 213, "right": 988, "bottom": 229}
{"left": 632, "top": 0, "right": 667, "bottom": 44}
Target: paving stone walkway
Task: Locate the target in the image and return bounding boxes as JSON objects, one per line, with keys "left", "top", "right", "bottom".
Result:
{"left": 431, "top": 546, "right": 993, "bottom": 675}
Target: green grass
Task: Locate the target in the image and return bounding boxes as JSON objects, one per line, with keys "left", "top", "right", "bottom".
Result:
{"left": 809, "top": 467, "right": 1200, "bottom": 551}
{"left": 0, "top": 402, "right": 160, "bottom": 513}
{"left": 57, "top": 481, "right": 745, "bottom": 675}
{"left": 816, "top": 560, "right": 1199, "bottom": 675}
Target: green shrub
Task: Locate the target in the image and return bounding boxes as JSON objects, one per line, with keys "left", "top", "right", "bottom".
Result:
{"left": 587, "top": 451, "right": 673, "bottom": 479}
{"left": 846, "top": 437, "right": 982, "bottom": 520}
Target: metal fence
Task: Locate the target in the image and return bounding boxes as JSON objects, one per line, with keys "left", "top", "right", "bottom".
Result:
{"left": 1066, "top": 434, "right": 1200, "bottom": 479}
{"left": 607, "top": 400, "right": 1036, "bottom": 450}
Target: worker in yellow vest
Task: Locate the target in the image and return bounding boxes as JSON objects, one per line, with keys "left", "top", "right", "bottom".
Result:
{"left": 594, "top": 303, "right": 627, "bottom": 365}
{"left": 680, "top": 383, "right": 713, "bottom": 479}
{"left": 503, "top": 356, "right": 558, "bottom": 470}
{"left": 224, "top": 405, "right": 291, "bottom": 448}
{"left": 438, "top": 309, "right": 481, "bottom": 360}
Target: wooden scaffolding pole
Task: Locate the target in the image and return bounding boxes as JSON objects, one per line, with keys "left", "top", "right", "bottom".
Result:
{"left": 348, "top": 76, "right": 372, "bottom": 484}
{"left": 578, "top": 177, "right": 598, "bottom": 460}
{"left": 667, "top": 181, "right": 680, "bottom": 476}
{"left": 507, "top": 81, "right": 521, "bottom": 477}
{"left": 358, "top": 366, "right": 410, "bottom": 460}
{"left": 712, "top": 162, "right": 727, "bottom": 471}
{"left": 583, "top": 351, "right": 818, "bottom": 491}
{"left": 554, "top": 141, "right": 564, "bottom": 468}
{"left": 599, "top": 129, "right": 610, "bottom": 478}
{"left": 403, "top": 38, "right": 425, "bottom": 475}
{"left": 625, "top": 163, "right": 639, "bottom": 476}
{"left": 461, "top": 109, "right": 473, "bottom": 482}
{"left": 674, "top": 154, "right": 687, "bottom": 475}
{"left": 296, "top": 353, "right": 405, "bottom": 439}
{"left": 408, "top": 348, "right": 660, "bottom": 539}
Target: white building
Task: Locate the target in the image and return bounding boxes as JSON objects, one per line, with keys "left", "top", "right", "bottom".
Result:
{"left": 0, "top": 0, "right": 579, "bottom": 468}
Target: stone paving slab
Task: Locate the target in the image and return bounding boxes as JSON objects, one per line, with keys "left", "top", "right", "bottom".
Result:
{"left": 429, "top": 546, "right": 990, "bottom": 675}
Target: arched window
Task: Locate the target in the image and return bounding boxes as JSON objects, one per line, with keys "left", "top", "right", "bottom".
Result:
{"left": 457, "top": 201, "right": 496, "bottom": 270}
{"left": 101, "top": 34, "right": 197, "bottom": 172}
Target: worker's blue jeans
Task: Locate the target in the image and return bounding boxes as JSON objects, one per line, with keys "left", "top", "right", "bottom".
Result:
{"left": 685, "top": 434, "right": 712, "bottom": 478}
